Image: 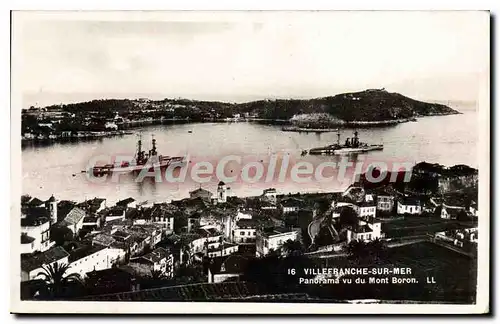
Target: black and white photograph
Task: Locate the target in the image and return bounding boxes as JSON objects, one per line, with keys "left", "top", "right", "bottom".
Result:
{"left": 10, "top": 10, "right": 490, "bottom": 314}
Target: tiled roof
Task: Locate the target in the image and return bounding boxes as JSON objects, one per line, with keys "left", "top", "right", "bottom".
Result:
{"left": 21, "top": 207, "right": 50, "bottom": 227}
{"left": 92, "top": 233, "right": 116, "bottom": 247}
{"left": 359, "top": 200, "right": 377, "bottom": 207}
{"left": 443, "top": 207, "right": 466, "bottom": 218}
{"left": 68, "top": 244, "right": 107, "bottom": 263}
{"left": 135, "top": 247, "right": 171, "bottom": 264}
{"left": 27, "top": 197, "right": 44, "bottom": 207}
{"left": 236, "top": 219, "right": 259, "bottom": 229}
{"left": 77, "top": 198, "right": 105, "bottom": 213}
{"left": 21, "top": 246, "right": 69, "bottom": 273}
{"left": 353, "top": 225, "right": 372, "bottom": 233}
{"left": 21, "top": 234, "right": 35, "bottom": 244}
{"left": 106, "top": 206, "right": 126, "bottom": 217}
{"left": 211, "top": 255, "right": 248, "bottom": 274}
{"left": 280, "top": 197, "right": 305, "bottom": 207}
{"left": 399, "top": 197, "right": 421, "bottom": 206}
{"left": 61, "top": 207, "right": 86, "bottom": 226}
{"left": 116, "top": 198, "right": 135, "bottom": 206}
{"left": 189, "top": 187, "right": 213, "bottom": 197}
{"left": 57, "top": 200, "right": 77, "bottom": 221}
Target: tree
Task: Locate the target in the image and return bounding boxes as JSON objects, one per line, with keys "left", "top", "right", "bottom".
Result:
{"left": 339, "top": 207, "right": 358, "bottom": 229}
{"left": 346, "top": 239, "right": 369, "bottom": 260}
{"left": 150, "top": 270, "right": 166, "bottom": 280}
{"left": 50, "top": 226, "right": 74, "bottom": 246}
{"left": 36, "top": 263, "right": 82, "bottom": 299}
{"left": 281, "top": 239, "right": 304, "bottom": 257}
{"left": 366, "top": 238, "right": 388, "bottom": 260}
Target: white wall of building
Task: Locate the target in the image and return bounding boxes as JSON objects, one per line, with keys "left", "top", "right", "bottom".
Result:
{"left": 397, "top": 202, "right": 422, "bottom": 215}
{"left": 21, "top": 221, "right": 54, "bottom": 253}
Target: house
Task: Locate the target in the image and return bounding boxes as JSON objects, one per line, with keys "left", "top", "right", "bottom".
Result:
{"left": 116, "top": 197, "right": 137, "bottom": 209}
{"left": 233, "top": 219, "right": 258, "bottom": 244}
{"left": 84, "top": 268, "right": 141, "bottom": 296}
{"left": 346, "top": 217, "right": 382, "bottom": 243}
{"left": 397, "top": 197, "right": 422, "bottom": 215}
{"left": 132, "top": 203, "right": 176, "bottom": 234}
{"left": 127, "top": 233, "right": 151, "bottom": 257}
{"left": 21, "top": 246, "right": 70, "bottom": 282}
{"left": 441, "top": 206, "right": 467, "bottom": 220}
{"left": 82, "top": 215, "right": 102, "bottom": 229}
{"left": 23, "top": 196, "right": 46, "bottom": 208}
{"left": 208, "top": 255, "right": 249, "bottom": 283}
{"left": 358, "top": 201, "right": 377, "bottom": 218}
{"left": 67, "top": 244, "right": 116, "bottom": 278}
{"left": 189, "top": 228, "right": 223, "bottom": 255}
{"left": 331, "top": 206, "right": 343, "bottom": 220}
{"left": 469, "top": 201, "right": 478, "bottom": 217}
{"left": 437, "top": 165, "right": 478, "bottom": 193}
{"left": 130, "top": 247, "right": 174, "bottom": 278}
{"left": 92, "top": 233, "right": 116, "bottom": 247}
{"left": 59, "top": 207, "right": 86, "bottom": 235}
{"left": 262, "top": 188, "right": 277, "bottom": 205}
{"left": 207, "top": 242, "right": 239, "bottom": 258}
{"left": 126, "top": 224, "right": 163, "bottom": 248}
{"left": 57, "top": 200, "right": 77, "bottom": 222}
{"left": 236, "top": 210, "right": 253, "bottom": 221}
{"left": 20, "top": 208, "right": 55, "bottom": 254}
{"left": 77, "top": 198, "right": 106, "bottom": 214}
{"left": 256, "top": 227, "right": 300, "bottom": 257}
{"left": 260, "top": 200, "right": 278, "bottom": 210}
{"left": 189, "top": 187, "right": 213, "bottom": 200}
{"left": 375, "top": 190, "right": 395, "bottom": 212}
{"left": 104, "top": 206, "right": 126, "bottom": 222}
{"left": 280, "top": 197, "right": 306, "bottom": 213}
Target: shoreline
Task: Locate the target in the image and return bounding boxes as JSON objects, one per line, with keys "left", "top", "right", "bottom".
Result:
{"left": 21, "top": 111, "right": 462, "bottom": 144}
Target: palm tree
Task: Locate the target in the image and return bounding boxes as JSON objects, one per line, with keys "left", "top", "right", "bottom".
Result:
{"left": 366, "top": 238, "right": 387, "bottom": 260}
{"left": 282, "top": 239, "right": 305, "bottom": 257}
{"left": 346, "top": 239, "right": 368, "bottom": 260}
{"left": 150, "top": 269, "right": 166, "bottom": 280}
{"left": 36, "top": 263, "right": 82, "bottom": 299}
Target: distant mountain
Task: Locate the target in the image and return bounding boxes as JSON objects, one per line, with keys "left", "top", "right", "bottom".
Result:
{"left": 43, "top": 89, "right": 459, "bottom": 123}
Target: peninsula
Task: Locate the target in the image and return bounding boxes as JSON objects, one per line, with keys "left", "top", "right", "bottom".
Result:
{"left": 22, "top": 89, "right": 460, "bottom": 140}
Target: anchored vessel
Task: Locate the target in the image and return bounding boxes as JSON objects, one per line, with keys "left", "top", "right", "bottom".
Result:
{"left": 90, "top": 135, "right": 185, "bottom": 176}
{"left": 307, "top": 130, "right": 383, "bottom": 155}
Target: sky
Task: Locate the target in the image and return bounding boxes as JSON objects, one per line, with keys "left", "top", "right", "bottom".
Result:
{"left": 13, "top": 11, "right": 489, "bottom": 108}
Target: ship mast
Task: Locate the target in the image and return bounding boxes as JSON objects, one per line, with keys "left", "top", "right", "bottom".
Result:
{"left": 150, "top": 134, "right": 157, "bottom": 156}
{"left": 136, "top": 134, "right": 145, "bottom": 164}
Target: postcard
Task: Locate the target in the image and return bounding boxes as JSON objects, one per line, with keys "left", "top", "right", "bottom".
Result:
{"left": 10, "top": 10, "right": 490, "bottom": 314}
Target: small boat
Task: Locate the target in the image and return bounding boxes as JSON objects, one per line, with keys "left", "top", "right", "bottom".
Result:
{"left": 188, "top": 130, "right": 193, "bottom": 133}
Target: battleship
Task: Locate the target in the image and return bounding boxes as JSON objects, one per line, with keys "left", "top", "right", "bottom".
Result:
{"left": 306, "top": 130, "right": 384, "bottom": 155}
{"left": 89, "top": 135, "right": 185, "bottom": 176}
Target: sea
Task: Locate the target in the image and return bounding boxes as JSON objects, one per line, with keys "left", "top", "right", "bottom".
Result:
{"left": 21, "top": 104, "right": 478, "bottom": 205}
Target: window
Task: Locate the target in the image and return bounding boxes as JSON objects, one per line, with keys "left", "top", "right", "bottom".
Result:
{"left": 240, "top": 231, "right": 245, "bottom": 236}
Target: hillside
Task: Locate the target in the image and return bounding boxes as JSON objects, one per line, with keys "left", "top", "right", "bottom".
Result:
{"left": 235, "top": 89, "right": 460, "bottom": 122}
{"left": 41, "top": 89, "right": 459, "bottom": 123}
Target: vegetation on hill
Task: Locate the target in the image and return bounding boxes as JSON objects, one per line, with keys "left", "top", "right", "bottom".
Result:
{"left": 39, "top": 89, "right": 459, "bottom": 123}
